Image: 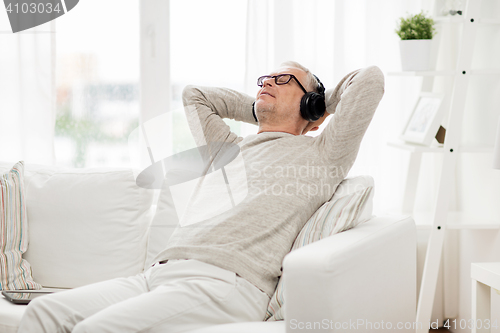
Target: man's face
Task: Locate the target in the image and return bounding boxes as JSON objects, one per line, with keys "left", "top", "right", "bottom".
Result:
{"left": 254, "top": 66, "right": 309, "bottom": 125}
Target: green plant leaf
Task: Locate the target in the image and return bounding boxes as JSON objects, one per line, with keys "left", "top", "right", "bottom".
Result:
{"left": 395, "top": 10, "right": 437, "bottom": 40}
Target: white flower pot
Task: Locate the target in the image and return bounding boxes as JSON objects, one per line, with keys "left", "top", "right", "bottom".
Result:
{"left": 399, "top": 39, "right": 432, "bottom": 71}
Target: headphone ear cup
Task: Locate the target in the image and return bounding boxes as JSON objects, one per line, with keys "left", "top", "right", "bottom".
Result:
{"left": 300, "top": 92, "right": 326, "bottom": 122}
{"left": 309, "top": 94, "right": 326, "bottom": 121}
{"left": 300, "top": 93, "right": 313, "bottom": 121}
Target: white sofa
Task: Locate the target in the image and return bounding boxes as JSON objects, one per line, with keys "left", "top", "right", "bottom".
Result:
{"left": 0, "top": 162, "right": 417, "bottom": 333}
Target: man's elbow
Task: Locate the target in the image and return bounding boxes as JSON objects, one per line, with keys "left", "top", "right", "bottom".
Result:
{"left": 363, "top": 65, "right": 385, "bottom": 96}
{"left": 182, "top": 85, "right": 203, "bottom": 106}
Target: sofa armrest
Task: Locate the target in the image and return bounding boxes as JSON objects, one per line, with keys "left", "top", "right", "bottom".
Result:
{"left": 283, "top": 215, "right": 416, "bottom": 333}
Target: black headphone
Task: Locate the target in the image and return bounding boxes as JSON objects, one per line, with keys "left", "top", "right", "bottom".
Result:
{"left": 252, "top": 74, "right": 326, "bottom": 123}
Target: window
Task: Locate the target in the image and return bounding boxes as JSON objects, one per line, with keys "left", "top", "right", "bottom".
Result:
{"left": 55, "top": 0, "right": 139, "bottom": 167}
{"left": 55, "top": 0, "right": 248, "bottom": 168}
{"left": 170, "top": 0, "right": 250, "bottom": 146}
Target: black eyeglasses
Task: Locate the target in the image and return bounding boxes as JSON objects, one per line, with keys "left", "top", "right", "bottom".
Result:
{"left": 257, "top": 74, "right": 307, "bottom": 94}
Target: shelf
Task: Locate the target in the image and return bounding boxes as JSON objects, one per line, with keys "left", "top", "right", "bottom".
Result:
{"left": 387, "top": 140, "right": 494, "bottom": 153}
{"left": 387, "top": 211, "right": 500, "bottom": 230}
{"left": 434, "top": 16, "right": 500, "bottom": 25}
{"left": 388, "top": 140, "right": 443, "bottom": 152}
{"left": 477, "top": 18, "right": 500, "bottom": 25}
{"left": 461, "top": 145, "right": 495, "bottom": 153}
{"left": 387, "top": 70, "right": 500, "bottom": 76}
{"left": 387, "top": 71, "right": 455, "bottom": 76}
{"left": 413, "top": 211, "right": 500, "bottom": 230}
{"left": 434, "top": 16, "right": 465, "bottom": 24}
{"left": 469, "top": 69, "right": 500, "bottom": 75}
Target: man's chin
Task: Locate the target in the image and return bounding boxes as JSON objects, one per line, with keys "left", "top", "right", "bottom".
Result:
{"left": 255, "top": 98, "right": 275, "bottom": 110}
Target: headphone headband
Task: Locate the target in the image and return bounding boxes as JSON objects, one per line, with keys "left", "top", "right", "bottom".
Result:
{"left": 313, "top": 74, "right": 325, "bottom": 97}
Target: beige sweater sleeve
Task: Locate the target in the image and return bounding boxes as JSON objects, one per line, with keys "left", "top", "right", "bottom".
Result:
{"left": 315, "top": 66, "right": 385, "bottom": 168}
{"left": 181, "top": 85, "right": 258, "bottom": 148}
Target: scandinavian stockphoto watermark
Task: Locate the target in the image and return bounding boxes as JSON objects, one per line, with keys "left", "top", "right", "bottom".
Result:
{"left": 289, "top": 318, "right": 499, "bottom": 330}
{"left": 248, "top": 161, "right": 351, "bottom": 198}
{"left": 3, "top": 0, "right": 79, "bottom": 33}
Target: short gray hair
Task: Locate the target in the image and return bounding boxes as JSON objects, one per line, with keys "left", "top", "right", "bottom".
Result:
{"left": 280, "top": 60, "right": 318, "bottom": 93}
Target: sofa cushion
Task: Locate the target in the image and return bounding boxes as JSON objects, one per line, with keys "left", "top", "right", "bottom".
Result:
{"left": 0, "top": 287, "right": 70, "bottom": 333}
{"left": 0, "top": 162, "right": 155, "bottom": 288}
{"left": 0, "top": 296, "right": 25, "bottom": 333}
{"left": 265, "top": 176, "right": 374, "bottom": 321}
{"left": 0, "top": 161, "right": 41, "bottom": 291}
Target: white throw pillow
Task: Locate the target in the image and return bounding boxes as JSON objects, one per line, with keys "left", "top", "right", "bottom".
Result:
{"left": 265, "top": 177, "right": 374, "bottom": 321}
{"left": 331, "top": 175, "right": 375, "bottom": 223}
{"left": 0, "top": 162, "right": 155, "bottom": 288}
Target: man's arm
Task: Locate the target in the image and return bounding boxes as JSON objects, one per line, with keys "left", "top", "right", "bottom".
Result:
{"left": 182, "top": 85, "right": 258, "bottom": 148}
{"left": 314, "top": 66, "right": 385, "bottom": 168}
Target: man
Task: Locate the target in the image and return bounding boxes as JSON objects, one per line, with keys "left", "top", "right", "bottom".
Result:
{"left": 18, "top": 62, "right": 384, "bottom": 332}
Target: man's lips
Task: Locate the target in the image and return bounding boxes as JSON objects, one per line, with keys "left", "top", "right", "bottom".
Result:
{"left": 259, "top": 91, "right": 275, "bottom": 98}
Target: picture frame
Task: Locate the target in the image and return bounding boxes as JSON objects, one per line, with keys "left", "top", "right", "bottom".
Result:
{"left": 400, "top": 92, "right": 445, "bottom": 146}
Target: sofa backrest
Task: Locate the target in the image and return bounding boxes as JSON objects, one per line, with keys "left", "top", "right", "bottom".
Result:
{"left": 0, "top": 161, "right": 374, "bottom": 289}
{"left": 0, "top": 162, "right": 155, "bottom": 289}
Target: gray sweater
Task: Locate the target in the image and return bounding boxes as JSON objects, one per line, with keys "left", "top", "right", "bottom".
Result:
{"left": 153, "top": 66, "right": 385, "bottom": 297}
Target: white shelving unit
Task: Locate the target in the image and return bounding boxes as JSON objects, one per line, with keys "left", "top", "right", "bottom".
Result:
{"left": 387, "top": 0, "right": 500, "bottom": 332}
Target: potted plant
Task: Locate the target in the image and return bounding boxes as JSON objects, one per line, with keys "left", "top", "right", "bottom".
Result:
{"left": 395, "top": 11, "right": 437, "bottom": 71}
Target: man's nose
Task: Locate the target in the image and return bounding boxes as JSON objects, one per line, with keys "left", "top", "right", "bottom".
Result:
{"left": 262, "top": 77, "right": 274, "bottom": 86}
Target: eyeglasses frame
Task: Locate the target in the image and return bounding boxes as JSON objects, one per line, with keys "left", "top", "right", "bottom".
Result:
{"left": 256, "top": 74, "right": 308, "bottom": 94}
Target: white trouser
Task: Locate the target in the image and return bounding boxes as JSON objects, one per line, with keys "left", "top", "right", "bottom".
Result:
{"left": 17, "top": 259, "right": 270, "bottom": 333}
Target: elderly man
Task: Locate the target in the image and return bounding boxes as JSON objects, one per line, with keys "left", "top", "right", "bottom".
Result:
{"left": 18, "top": 62, "right": 384, "bottom": 333}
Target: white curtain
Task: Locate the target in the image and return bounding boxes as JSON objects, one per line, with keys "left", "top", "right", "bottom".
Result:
{"left": 0, "top": 23, "right": 56, "bottom": 165}
{"left": 244, "top": 0, "right": 425, "bottom": 215}
{"left": 0, "top": 0, "right": 430, "bottom": 214}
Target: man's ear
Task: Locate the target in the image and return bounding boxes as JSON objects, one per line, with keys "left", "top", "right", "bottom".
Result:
{"left": 301, "top": 126, "right": 320, "bottom": 135}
